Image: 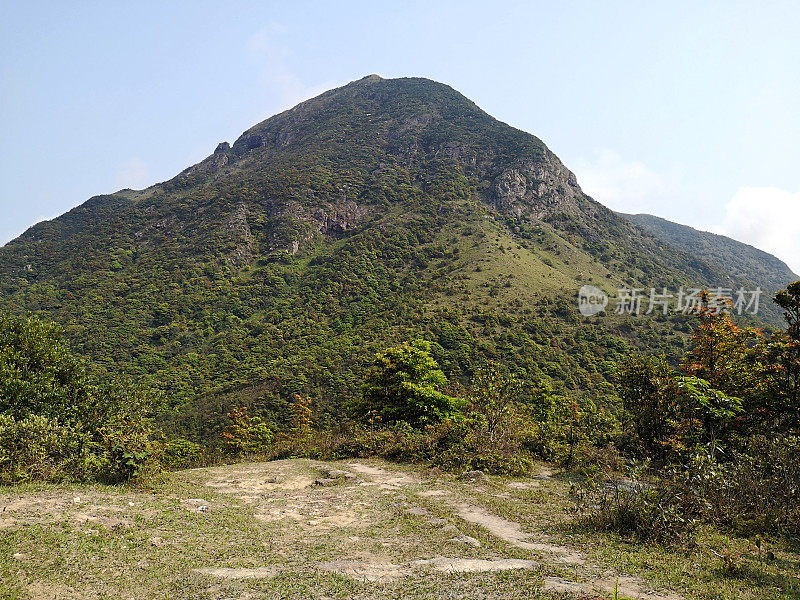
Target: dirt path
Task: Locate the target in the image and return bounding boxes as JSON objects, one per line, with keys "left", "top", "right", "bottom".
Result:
{"left": 1, "top": 458, "right": 687, "bottom": 600}
{"left": 454, "top": 502, "right": 586, "bottom": 564}
{"left": 198, "top": 459, "right": 683, "bottom": 599}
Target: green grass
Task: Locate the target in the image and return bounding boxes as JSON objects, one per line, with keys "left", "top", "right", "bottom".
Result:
{"left": 2, "top": 458, "right": 797, "bottom": 600}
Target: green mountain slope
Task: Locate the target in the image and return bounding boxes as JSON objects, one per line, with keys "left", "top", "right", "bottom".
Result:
{"left": 0, "top": 75, "right": 779, "bottom": 439}
{"left": 622, "top": 212, "right": 798, "bottom": 295}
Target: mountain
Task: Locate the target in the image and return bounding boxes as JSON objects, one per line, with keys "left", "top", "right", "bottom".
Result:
{"left": 622, "top": 213, "right": 798, "bottom": 294}
{"left": 0, "top": 75, "right": 784, "bottom": 439}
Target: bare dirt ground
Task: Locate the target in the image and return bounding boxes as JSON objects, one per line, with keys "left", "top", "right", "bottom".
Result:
{"left": 191, "top": 459, "right": 685, "bottom": 598}
{"left": 13, "top": 455, "right": 800, "bottom": 600}
{"left": 0, "top": 458, "right": 700, "bottom": 599}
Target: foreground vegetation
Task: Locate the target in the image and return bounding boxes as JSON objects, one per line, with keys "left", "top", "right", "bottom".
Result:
{"left": 2, "top": 282, "right": 798, "bottom": 597}
{"left": 2, "top": 458, "right": 798, "bottom": 600}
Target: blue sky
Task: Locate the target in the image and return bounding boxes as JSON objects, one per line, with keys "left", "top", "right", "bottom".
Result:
{"left": 2, "top": 0, "right": 798, "bottom": 272}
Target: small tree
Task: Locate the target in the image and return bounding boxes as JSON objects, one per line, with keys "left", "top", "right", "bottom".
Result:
{"left": 220, "top": 406, "right": 274, "bottom": 455}
{"left": 469, "top": 361, "right": 522, "bottom": 442}
{"left": 764, "top": 281, "right": 800, "bottom": 423}
{"left": 674, "top": 376, "right": 743, "bottom": 458}
{"left": 683, "top": 311, "right": 765, "bottom": 399}
{"left": 617, "top": 354, "right": 681, "bottom": 459}
{"left": 774, "top": 280, "right": 800, "bottom": 341}
{"left": 290, "top": 393, "right": 312, "bottom": 438}
{"left": 360, "top": 339, "right": 458, "bottom": 426}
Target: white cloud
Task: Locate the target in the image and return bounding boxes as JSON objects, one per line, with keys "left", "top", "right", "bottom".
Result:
{"left": 714, "top": 187, "right": 800, "bottom": 275}
{"left": 115, "top": 158, "right": 149, "bottom": 190}
{"left": 572, "top": 149, "right": 673, "bottom": 214}
{"left": 572, "top": 151, "right": 800, "bottom": 274}
{"left": 247, "top": 24, "right": 334, "bottom": 113}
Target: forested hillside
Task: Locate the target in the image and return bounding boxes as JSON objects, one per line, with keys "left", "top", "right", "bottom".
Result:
{"left": 0, "top": 75, "right": 783, "bottom": 441}
{"left": 623, "top": 212, "right": 797, "bottom": 296}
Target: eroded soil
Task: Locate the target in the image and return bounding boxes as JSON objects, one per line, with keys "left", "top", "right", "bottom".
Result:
{"left": 0, "top": 458, "right": 697, "bottom": 599}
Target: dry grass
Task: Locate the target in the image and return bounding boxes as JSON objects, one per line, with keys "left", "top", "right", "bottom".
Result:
{"left": 1, "top": 458, "right": 797, "bottom": 600}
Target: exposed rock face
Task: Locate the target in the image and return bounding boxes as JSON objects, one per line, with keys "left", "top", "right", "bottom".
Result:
{"left": 224, "top": 202, "right": 254, "bottom": 266}
{"left": 213, "top": 142, "right": 231, "bottom": 168}
{"left": 311, "top": 201, "right": 370, "bottom": 236}
{"left": 249, "top": 196, "right": 371, "bottom": 257}
{"left": 492, "top": 154, "right": 583, "bottom": 219}
{"left": 197, "top": 75, "right": 595, "bottom": 242}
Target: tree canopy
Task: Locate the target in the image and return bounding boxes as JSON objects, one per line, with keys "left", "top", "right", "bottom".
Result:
{"left": 360, "top": 339, "right": 459, "bottom": 426}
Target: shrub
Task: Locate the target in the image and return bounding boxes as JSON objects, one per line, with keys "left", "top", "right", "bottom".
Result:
{"left": 523, "top": 392, "right": 621, "bottom": 475}
{"left": 289, "top": 393, "right": 312, "bottom": 437}
{"left": 616, "top": 355, "right": 682, "bottom": 461}
{"left": 221, "top": 406, "right": 275, "bottom": 456}
{"left": 357, "top": 340, "right": 461, "bottom": 426}
{"left": 0, "top": 414, "right": 89, "bottom": 483}
{"left": 0, "top": 313, "right": 91, "bottom": 424}
{"left": 707, "top": 435, "right": 800, "bottom": 535}
{"left": 574, "top": 459, "right": 705, "bottom": 545}
{"left": 265, "top": 416, "right": 534, "bottom": 476}
{"left": 94, "top": 415, "right": 156, "bottom": 482}
{"left": 428, "top": 363, "right": 538, "bottom": 475}
{"left": 0, "top": 313, "right": 160, "bottom": 483}
{"left": 159, "top": 438, "right": 205, "bottom": 469}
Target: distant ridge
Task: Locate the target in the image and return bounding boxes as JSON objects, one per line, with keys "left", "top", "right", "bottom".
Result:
{"left": 622, "top": 212, "right": 798, "bottom": 294}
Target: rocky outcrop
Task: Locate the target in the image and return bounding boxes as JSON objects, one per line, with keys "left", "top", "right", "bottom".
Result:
{"left": 224, "top": 202, "right": 255, "bottom": 266}
{"left": 491, "top": 152, "right": 584, "bottom": 220}
{"left": 311, "top": 201, "right": 370, "bottom": 236}
{"left": 252, "top": 197, "right": 371, "bottom": 257}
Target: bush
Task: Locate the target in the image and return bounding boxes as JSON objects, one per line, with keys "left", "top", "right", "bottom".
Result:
{"left": 432, "top": 362, "right": 535, "bottom": 475}
{"left": 0, "top": 313, "right": 91, "bottom": 424}
{"left": 706, "top": 435, "right": 800, "bottom": 535}
{"left": 576, "top": 435, "right": 800, "bottom": 543}
{"left": 267, "top": 424, "right": 398, "bottom": 461}
{"left": 574, "top": 459, "right": 706, "bottom": 545}
{"left": 0, "top": 414, "right": 90, "bottom": 483}
{"left": 159, "top": 438, "right": 205, "bottom": 469}
{"left": 523, "top": 393, "right": 622, "bottom": 474}
{"left": 0, "top": 412, "right": 159, "bottom": 484}
{"left": 262, "top": 416, "right": 534, "bottom": 476}
{"left": 221, "top": 406, "right": 275, "bottom": 456}
{"left": 93, "top": 415, "right": 156, "bottom": 482}
{"left": 0, "top": 313, "right": 160, "bottom": 484}
{"left": 616, "top": 355, "right": 682, "bottom": 461}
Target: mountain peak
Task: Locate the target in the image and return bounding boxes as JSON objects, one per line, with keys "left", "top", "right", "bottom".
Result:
{"left": 228, "top": 75, "right": 540, "bottom": 159}
{"left": 187, "top": 74, "right": 591, "bottom": 228}
{"left": 357, "top": 73, "right": 384, "bottom": 83}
